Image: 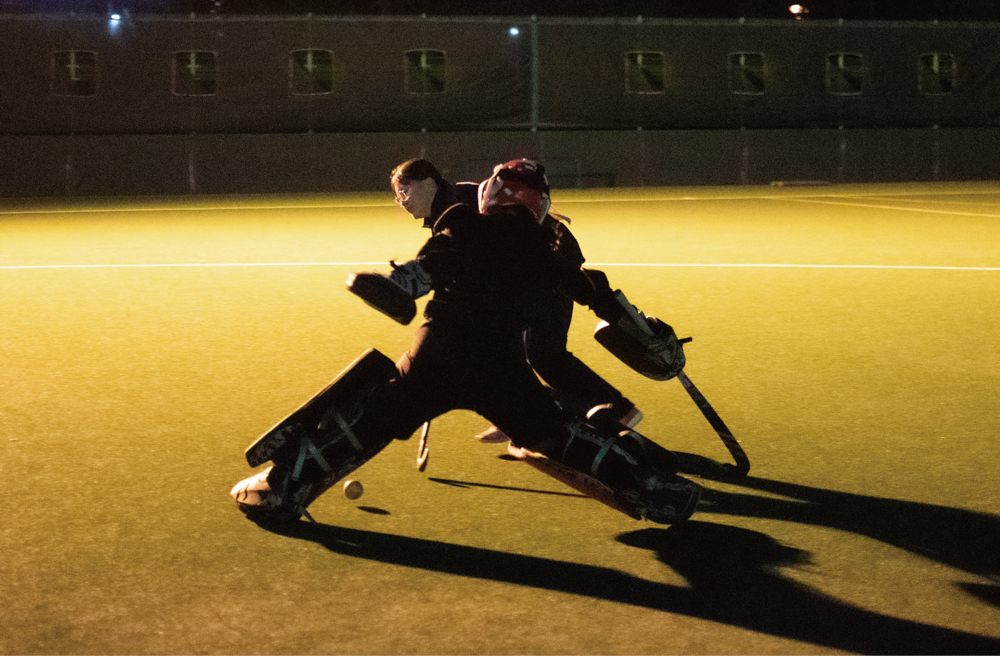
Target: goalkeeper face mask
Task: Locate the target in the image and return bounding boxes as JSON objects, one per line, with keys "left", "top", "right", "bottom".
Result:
{"left": 478, "top": 159, "right": 551, "bottom": 222}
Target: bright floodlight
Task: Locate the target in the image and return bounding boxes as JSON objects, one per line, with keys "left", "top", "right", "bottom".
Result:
{"left": 509, "top": 26, "right": 520, "bottom": 36}
{"left": 789, "top": 4, "right": 807, "bottom": 14}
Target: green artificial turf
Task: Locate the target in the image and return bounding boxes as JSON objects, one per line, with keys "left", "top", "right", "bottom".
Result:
{"left": 2, "top": 182, "right": 999, "bottom": 654}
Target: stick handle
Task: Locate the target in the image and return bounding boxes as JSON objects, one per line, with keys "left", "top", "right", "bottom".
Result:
{"left": 416, "top": 421, "right": 430, "bottom": 472}
{"left": 678, "top": 371, "right": 750, "bottom": 476}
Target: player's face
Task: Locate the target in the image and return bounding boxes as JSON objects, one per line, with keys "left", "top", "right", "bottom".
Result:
{"left": 393, "top": 177, "right": 437, "bottom": 220}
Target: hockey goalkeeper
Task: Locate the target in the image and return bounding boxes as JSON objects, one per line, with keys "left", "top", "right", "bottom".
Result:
{"left": 231, "top": 159, "right": 698, "bottom": 525}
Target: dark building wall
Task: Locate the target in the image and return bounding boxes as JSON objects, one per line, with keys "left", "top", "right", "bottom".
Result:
{"left": 536, "top": 19, "right": 1000, "bottom": 130}
{"left": 4, "top": 127, "right": 997, "bottom": 197}
{"left": 1, "top": 14, "right": 998, "bottom": 196}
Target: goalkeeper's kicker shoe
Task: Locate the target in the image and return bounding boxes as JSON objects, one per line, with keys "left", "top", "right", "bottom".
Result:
{"left": 230, "top": 465, "right": 310, "bottom": 522}
{"left": 642, "top": 473, "right": 702, "bottom": 524}
{"left": 474, "top": 425, "right": 511, "bottom": 443}
{"left": 617, "top": 404, "right": 644, "bottom": 429}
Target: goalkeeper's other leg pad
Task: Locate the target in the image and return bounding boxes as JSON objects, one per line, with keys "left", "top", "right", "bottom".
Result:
{"left": 509, "top": 418, "right": 701, "bottom": 524}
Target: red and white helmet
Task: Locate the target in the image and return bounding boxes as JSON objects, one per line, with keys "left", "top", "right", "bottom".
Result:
{"left": 478, "top": 159, "right": 551, "bottom": 222}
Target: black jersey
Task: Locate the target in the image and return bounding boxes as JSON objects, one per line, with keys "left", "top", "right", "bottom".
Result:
{"left": 542, "top": 214, "right": 585, "bottom": 268}
{"left": 415, "top": 204, "right": 557, "bottom": 335}
{"left": 424, "top": 180, "right": 480, "bottom": 228}
{"left": 414, "top": 204, "right": 622, "bottom": 338}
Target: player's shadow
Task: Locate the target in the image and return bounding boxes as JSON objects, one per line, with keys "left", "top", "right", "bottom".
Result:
{"left": 675, "top": 452, "right": 1000, "bottom": 607}
{"left": 256, "top": 517, "right": 1000, "bottom": 654}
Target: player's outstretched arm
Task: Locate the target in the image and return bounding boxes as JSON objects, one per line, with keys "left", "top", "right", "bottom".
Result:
{"left": 563, "top": 267, "right": 687, "bottom": 381}
{"left": 592, "top": 289, "right": 687, "bottom": 381}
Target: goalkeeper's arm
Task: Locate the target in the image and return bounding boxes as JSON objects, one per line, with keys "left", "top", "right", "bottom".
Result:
{"left": 592, "top": 288, "right": 687, "bottom": 381}
{"left": 564, "top": 267, "right": 687, "bottom": 381}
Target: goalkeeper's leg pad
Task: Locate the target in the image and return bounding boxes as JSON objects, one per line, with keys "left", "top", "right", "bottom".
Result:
{"left": 234, "top": 349, "right": 398, "bottom": 520}
{"left": 508, "top": 419, "right": 701, "bottom": 524}
{"left": 232, "top": 418, "right": 395, "bottom": 521}
{"left": 244, "top": 349, "right": 397, "bottom": 468}
{"left": 232, "top": 424, "right": 393, "bottom": 521}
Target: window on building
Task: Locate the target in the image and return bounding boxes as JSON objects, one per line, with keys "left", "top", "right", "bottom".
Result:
{"left": 173, "top": 51, "right": 217, "bottom": 96}
{"left": 290, "top": 49, "right": 334, "bottom": 95}
{"left": 51, "top": 50, "right": 97, "bottom": 96}
{"left": 919, "top": 53, "right": 955, "bottom": 94}
{"left": 625, "top": 51, "right": 666, "bottom": 94}
{"left": 827, "top": 53, "right": 863, "bottom": 95}
{"left": 729, "top": 52, "right": 765, "bottom": 95}
{"left": 404, "top": 49, "right": 446, "bottom": 94}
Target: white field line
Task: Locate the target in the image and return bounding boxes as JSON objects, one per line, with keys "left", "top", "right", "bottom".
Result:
{"left": 2, "top": 262, "right": 998, "bottom": 271}
{"left": 554, "top": 188, "right": 1000, "bottom": 204}
{"left": 2, "top": 186, "right": 998, "bottom": 216}
{"left": 0, "top": 203, "right": 393, "bottom": 215}
{"left": 848, "top": 197, "right": 1000, "bottom": 207}
{"left": 0, "top": 262, "right": 387, "bottom": 269}
{"left": 591, "top": 263, "right": 1000, "bottom": 270}
{"left": 780, "top": 197, "right": 1000, "bottom": 218}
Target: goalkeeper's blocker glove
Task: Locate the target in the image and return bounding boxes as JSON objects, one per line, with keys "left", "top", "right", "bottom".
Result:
{"left": 346, "top": 272, "right": 416, "bottom": 325}
{"left": 346, "top": 259, "right": 433, "bottom": 325}
{"left": 594, "top": 290, "right": 686, "bottom": 381}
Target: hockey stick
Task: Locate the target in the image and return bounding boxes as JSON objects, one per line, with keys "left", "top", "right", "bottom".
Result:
{"left": 416, "top": 421, "right": 430, "bottom": 471}
{"left": 677, "top": 370, "right": 750, "bottom": 476}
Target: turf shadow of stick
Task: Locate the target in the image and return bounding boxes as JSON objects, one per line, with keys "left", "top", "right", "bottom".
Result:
{"left": 618, "top": 522, "right": 1000, "bottom": 655}
{"left": 428, "top": 476, "right": 587, "bottom": 497}
{"left": 685, "top": 470, "right": 1000, "bottom": 606}
{"left": 439, "top": 452, "right": 1000, "bottom": 609}
{"left": 252, "top": 517, "right": 1000, "bottom": 655}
